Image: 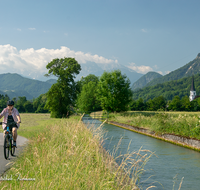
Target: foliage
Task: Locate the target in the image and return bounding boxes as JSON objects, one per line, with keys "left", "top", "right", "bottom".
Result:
{"left": 33, "top": 94, "right": 49, "bottom": 113}
{"left": 0, "top": 94, "right": 9, "bottom": 110}
{"left": 130, "top": 95, "right": 200, "bottom": 112}
{"left": 45, "top": 57, "right": 81, "bottom": 118}
{"left": 97, "top": 70, "right": 132, "bottom": 112}
{"left": 76, "top": 75, "right": 101, "bottom": 112}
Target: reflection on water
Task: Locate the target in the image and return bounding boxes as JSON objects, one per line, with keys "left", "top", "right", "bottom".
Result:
{"left": 82, "top": 118, "right": 200, "bottom": 190}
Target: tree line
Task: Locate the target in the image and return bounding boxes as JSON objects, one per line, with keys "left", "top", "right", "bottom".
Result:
{"left": 131, "top": 95, "right": 200, "bottom": 111}
{"left": 0, "top": 94, "right": 48, "bottom": 113}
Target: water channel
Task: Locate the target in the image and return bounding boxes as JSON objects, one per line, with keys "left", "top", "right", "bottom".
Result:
{"left": 82, "top": 117, "right": 200, "bottom": 190}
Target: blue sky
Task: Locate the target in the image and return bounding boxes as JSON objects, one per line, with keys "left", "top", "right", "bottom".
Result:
{"left": 0, "top": 0, "right": 200, "bottom": 80}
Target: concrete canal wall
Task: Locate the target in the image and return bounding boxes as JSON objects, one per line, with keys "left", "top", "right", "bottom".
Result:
{"left": 108, "top": 121, "right": 200, "bottom": 151}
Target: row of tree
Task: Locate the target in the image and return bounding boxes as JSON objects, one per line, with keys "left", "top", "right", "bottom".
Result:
{"left": 131, "top": 95, "right": 200, "bottom": 111}
{"left": 0, "top": 94, "right": 48, "bottom": 113}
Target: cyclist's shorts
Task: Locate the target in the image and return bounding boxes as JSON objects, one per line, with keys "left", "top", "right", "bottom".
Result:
{"left": 4, "top": 125, "right": 18, "bottom": 131}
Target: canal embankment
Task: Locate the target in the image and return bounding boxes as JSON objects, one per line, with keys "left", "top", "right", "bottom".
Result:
{"left": 108, "top": 120, "right": 200, "bottom": 151}
{"left": 106, "top": 111, "right": 200, "bottom": 151}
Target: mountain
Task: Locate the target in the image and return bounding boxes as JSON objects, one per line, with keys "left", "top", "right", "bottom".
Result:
{"left": 131, "top": 71, "right": 162, "bottom": 91}
{"left": 77, "top": 62, "right": 104, "bottom": 81}
{"left": 145, "top": 53, "right": 200, "bottom": 87}
{"left": 132, "top": 74, "right": 200, "bottom": 101}
{"left": 76, "top": 62, "right": 143, "bottom": 84}
{"left": 46, "top": 79, "right": 57, "bottom": 85}
{"left": 0, "top": 73, "right": 53, "bottom": 100}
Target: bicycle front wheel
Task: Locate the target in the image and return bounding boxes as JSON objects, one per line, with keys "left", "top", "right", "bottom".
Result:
{"left": 11, "top": 138, "right": 15, "bottom": 156}
{"left": 4, "top": 135, "right": 10, "bottom": 159}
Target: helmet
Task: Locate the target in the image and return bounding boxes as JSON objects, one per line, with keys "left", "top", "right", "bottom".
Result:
{"left": 7, "top": 100, "right": 14, "bottom": 106}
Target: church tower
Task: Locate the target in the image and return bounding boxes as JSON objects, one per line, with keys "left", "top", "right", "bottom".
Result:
{"left": 189, "top": 76, "right": 196, "bottom": 101}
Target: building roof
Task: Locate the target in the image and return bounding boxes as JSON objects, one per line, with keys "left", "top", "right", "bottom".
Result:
{"left": 191, "top": 76, "right": 196, "bottom": 91}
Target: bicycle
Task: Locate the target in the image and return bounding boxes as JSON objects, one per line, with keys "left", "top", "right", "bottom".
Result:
{"left": 0, "top": 121, "right": 17, "bottom": 159}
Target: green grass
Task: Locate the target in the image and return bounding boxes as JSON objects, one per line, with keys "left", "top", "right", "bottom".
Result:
{"left": 0, "top": 114, "right": 155, "bottom": 189}
{"left": 108, "top": 111, "right": 200, "bottom": 140}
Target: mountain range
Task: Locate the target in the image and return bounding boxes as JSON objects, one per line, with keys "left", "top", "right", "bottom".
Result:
{"left": 132, "top": 53, "right": 200, "bottom": 90}
{"left": 77, "top": 62, "right": 143, "bottom": 85}
{"left": 1, "top": 53, "right": 200, "bottom": 101}
{"left": 0, "top": 73, "right": 57, "bottom": 100}
{"left": 0, "top": 62, "right": 142, "bottom": 100}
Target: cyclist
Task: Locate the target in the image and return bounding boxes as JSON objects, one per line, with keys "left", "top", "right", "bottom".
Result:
{"left": 0, "top": 100, "right": 21, "bottom": 147}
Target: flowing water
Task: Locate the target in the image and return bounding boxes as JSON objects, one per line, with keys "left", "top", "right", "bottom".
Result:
{"left": 82, "top": 117, "right": 200, "bottom": 190}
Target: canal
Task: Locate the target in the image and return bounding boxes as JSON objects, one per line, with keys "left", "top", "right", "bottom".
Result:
{"left": 82, "top": 117, "right": 200, "bottom": 190}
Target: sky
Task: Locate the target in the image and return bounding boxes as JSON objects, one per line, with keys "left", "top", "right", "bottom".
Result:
{"left": 0, "top": 0, "right": 200, "bottom": 81}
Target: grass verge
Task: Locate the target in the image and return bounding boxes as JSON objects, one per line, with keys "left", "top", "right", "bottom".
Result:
{"left": 108, "top": 111, "right": 200, "bottom": 140}
{"left": 0, "top": 114, "right": 153, "bottom": 189}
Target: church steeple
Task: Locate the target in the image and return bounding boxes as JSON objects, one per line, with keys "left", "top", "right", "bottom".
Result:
{"left": 190, "top": 76, "right": 196, "bottom": 91}
{"left": 189, "top": 76, "right": 196, "bottom": 101}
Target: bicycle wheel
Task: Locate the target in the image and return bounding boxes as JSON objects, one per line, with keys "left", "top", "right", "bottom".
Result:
{"left": 11, "top": 138, "right": 15, "bottom": 156}
{"left": 4, "top": 135, "right": 10, "bottom": 159}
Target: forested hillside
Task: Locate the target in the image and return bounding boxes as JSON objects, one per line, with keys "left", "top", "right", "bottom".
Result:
{"left": 132, "top": 74, "right": 200, "bottom": 101}
{"left": 132, "top": 71, "right": 162, "bottom": 90}
{"left": 0, "top": 73, "right": 56, "bottom": 99}
{"left": 145, "top": 53, "right": 200, "bottom": 87}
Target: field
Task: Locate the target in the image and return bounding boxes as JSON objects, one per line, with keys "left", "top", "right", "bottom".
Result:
{"left": 108, "top": 111, "right": 200, "bottom": 140}
{"left": 0, "top": 113, "right": 153, "bottom": 190}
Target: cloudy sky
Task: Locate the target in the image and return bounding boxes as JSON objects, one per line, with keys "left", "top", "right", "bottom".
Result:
{"left": 0, "top": 0, "right": 200, "bottom": 81}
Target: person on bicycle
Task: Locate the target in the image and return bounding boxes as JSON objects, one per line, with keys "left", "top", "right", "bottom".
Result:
{"left": 0, "top": 100, "right": 21, "bottom": 147}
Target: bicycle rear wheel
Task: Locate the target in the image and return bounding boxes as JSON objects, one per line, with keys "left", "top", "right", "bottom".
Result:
{"left": 11, "top": 138, "right": 15, "bottom": 156}
{"left": 4, "top": 135, "right": 10, "bottom": 159}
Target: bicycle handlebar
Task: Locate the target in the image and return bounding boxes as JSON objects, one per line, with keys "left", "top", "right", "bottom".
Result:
{"left": 0, "top": 121, "right": 18, "bottom": 125}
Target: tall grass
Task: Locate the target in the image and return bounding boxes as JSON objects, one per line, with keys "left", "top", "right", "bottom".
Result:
{"left": 0, "top": 114, "right": 154, "bottom": 189}
{"left": 108, "top": 111, "right": 200, "bottom": 139}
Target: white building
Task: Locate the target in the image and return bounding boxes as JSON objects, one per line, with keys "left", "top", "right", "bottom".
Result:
{"left": 189, "top": 76, "right": 196, "bottom": 102}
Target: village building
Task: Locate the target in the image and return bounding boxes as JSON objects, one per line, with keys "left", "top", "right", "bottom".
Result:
{"left": 189, "top": 76, "right": 197, "bottom": 101}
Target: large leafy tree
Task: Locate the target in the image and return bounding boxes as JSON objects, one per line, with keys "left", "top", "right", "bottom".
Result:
{"left": 76, "top": 81, "right": 101, "bottom": 113}
{"left": 97, "top": 70, "right": 132, "bottom": 112}
{"left": 76, "top": 74, "right": 101, "bottom": 112}
{"left": 76, "top": 74, "right": 99, "bottom": 94}
{"left": 168, "top": 96, "right": 182, "bottom": 111}
{"left": 45, "top": 57, "right": 81, "bottom": 118}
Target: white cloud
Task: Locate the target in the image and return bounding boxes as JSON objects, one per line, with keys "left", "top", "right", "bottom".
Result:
{"left": 157, "top": 71, "right": 163, "bottom": 75}
{"left": 0, "top": 44, "right": 117, "bottom": 80}
{"left": 28, "top": 28, "right": 36, "bottom": 30}
{"left": 165, "top": 71, "right": 171, "bottom": 74}
{"left": 141, "top": 29, "right": 147, "bottom": 33}
{"left": 17, "top": 28, "right": 21, "bottom": 31}
{"left": 127, "top": 63, "right": 153, "bottom": 74}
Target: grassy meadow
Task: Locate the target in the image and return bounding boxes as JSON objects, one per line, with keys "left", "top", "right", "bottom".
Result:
{"left": 0, "top": 113, "right": 154, "bottom": 190}
{"left": 108, "top": 111, "right": 200, "bottom": 140}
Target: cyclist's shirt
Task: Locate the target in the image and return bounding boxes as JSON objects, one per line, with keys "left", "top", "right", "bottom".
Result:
{"left": 7, "top": 115, "right": 17, "bottom": 130}
{"left": 7, "top": 115, "right": 15, "bottom": 123}
{"left": 0, "top": 107, "right": 20, "bottom": 129}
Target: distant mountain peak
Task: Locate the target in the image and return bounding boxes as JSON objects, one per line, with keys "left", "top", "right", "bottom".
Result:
{"left": 144, "top": 53, "right": 200, "bottom": 88}
{"left": 131, "top": 71, "right": 162, "bottom": 90}
{"left": 196, "top": 53, "right": 200, "bottom": 59}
